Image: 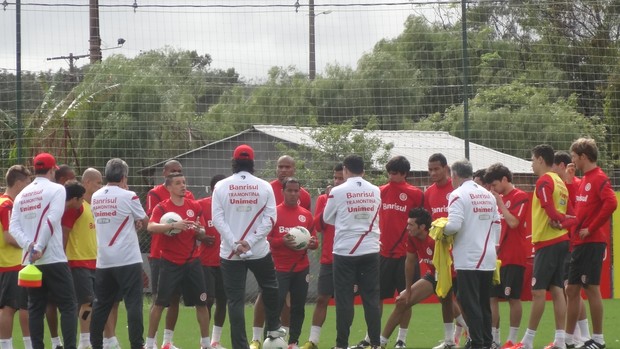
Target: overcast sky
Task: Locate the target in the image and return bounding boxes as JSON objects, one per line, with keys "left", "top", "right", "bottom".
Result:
{"left": 0, "top": 0, "right": 443, "bottom": 80}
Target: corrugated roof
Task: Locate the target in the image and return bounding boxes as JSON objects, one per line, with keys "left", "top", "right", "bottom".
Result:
{"left": 253, "top": 125, "right": 533, "bottom": 174}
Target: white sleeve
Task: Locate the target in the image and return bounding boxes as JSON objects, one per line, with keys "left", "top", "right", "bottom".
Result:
{"left": 444, "top": 193, "right": 464, "bottom": 235}
{"left": 322, "top": 193, "right": 337, "bottom": 225}
{"left": 128, "top": 191, "right": 147, "bottom": 220}
{"left": 34, "top": 186, "right": 66, "bottom": 251}
{"left": 8, "top": 198, "right": 29, "bottom": 249}
{"left": 246, "top": 186, "right": 276, "bottom": 248}
{"left": 211, "top": 186, "right": 235, "bottom": 247}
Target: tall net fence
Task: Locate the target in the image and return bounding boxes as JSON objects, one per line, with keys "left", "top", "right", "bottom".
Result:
{"left": 2, "top": 0, "right": 620, "bottom": 297}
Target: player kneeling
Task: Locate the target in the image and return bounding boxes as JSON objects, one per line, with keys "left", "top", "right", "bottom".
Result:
{"left": 380, "top": 208, "right": 458, "bottom": 349}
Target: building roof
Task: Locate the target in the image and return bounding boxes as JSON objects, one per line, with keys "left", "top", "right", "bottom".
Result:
{"left": 139, "top": 125, "right": 533, "bottom": 174}
{"left": 252, "top": 125, "right": 533, "bottom": 174}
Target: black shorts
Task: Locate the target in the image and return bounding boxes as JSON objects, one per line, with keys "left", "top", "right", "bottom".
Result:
{"left": 0, "top": 270, "right": 28, "bottom": 310}
{"left": 317, "top": 263, "right": 334, "bottom": 296}
{"left": 492, "top": 265, "right": 525, "bottom": 299}
{"left": 568, "top": 243, "right": 606, "bottom": 287}
{"left": 71, "top": 267, "right": 95, "bottom": 305}
{"left": 202, "top": 266, "right": 226, "bottom": 302}
{"left": 149, "top": 257, "right": 161, "bottom": 295}
{"left": 532, "top": 241, "right": 569, "bottom": 290}
{"left": 380, "top": 256, "right": 416, "bottom": 299}
{"left": 423, "top": 272, "right": 456, "bottom": 296}
{"left": 156, "top": 258, "right": 207, "bottom": 307}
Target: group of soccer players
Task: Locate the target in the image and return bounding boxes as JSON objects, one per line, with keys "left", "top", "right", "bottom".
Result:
{"left": 0, "top": 136, "right": 616, "bottom": 349}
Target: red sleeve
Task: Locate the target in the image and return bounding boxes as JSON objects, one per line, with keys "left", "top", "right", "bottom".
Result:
{"left": 146, "top": 190, "right": 161, "bottom": 216}
{"left": 587, "top": 179, "right": 618, "bottom": 233}
{"left": 61, "top": 206, "right": 83, "bottom": 229}
{"left": 268, "top": 225, "right": 285, "bottom": 249}
{"left": 0, "top": 202, "right": 11, "bottom": 231}
{"left": 149, "top": 204, "right": 165, "bottom": 223}
{"left": 536, "top": 175, "right": 566, "bottom": 222}
{"left": 314, "top": 195, "right": 327, "bottom": 231}
{"left": 194, "top": 201, "right": 207, "bottom": 227}
{"left": 509, "top": 192, "right": 529, "bottom": 222}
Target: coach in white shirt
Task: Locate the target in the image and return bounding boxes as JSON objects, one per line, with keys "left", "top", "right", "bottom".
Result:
{"left": 9, "top": 152, "right": 78, "bottom": 349}
{"left": 211, "top": 144, "right": 285, "bottom": 349}
{"left": 323, "top": 154, "right": 382, "bottom": 349}
{"left": 444, "top": 159, "right": 500, "bottom": 349}
{"left": 89, "top": 158, "right": 149, "bottom": 349}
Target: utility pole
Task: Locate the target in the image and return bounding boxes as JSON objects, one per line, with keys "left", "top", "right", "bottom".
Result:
{"left": 309, "top": 0, "right": 316, "bottom": 80}
{"left": 90, "top": 0, "right": 102, "bottom": 63}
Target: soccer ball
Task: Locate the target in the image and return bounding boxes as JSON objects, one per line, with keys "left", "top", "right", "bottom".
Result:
{"left": 287, "top": 226, "right": 311, "bottom": 250}
{"left": 262, "top": 337, "right": 287, "bottom": 349}
{"left": 160, "top": 211, "right": 182, "bottom": 236}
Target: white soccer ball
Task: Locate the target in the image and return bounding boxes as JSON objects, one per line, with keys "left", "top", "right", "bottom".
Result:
{"left": 262, "top": 337, "right": 287, "bottom": 349}
{"left": 287, "top": 226, "right": 311, "bottom": 250}
{"left": 160, "top": 211, "right": 183, "bottom": 236}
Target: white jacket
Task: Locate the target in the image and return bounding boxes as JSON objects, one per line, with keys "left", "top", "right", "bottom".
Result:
{"left": 212, "top": 171, "right": 276, "bottom": 260}
{"left": 10, "top": 177, "right": 67, "bottom": 265}
{"left": 323, "top": 176, "right": 381, "bottom": 256}
{"left": 444, "top": 180, "right": 500, "bottom": 270}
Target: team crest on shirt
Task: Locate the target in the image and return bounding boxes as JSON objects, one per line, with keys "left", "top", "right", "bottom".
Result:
{"left": 186, "top": 209, "right": 195, "bottom": 218}
{"left": 399, "top": 193, "right": 408, "bottom": 201}
{"left": 505, "top": 200, "right": 511, "bottom": 209}
{"left": 504, "top": 287, "right": 511, "bottom": 296}
{"left": 585, "top": 183, "right": 592, "bottom": 192}
{"left": 426, "top": 247, "right": 433, "bottom": 256}
{"left": 298, "top": 215, "right": 306, "bottom": 222}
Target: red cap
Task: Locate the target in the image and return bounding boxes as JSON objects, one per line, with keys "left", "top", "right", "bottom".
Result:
{"left": 233, "top": 144, "right": 254, "bottom": 160}
{"left": 33, "top": 153, "right": 58, "bottom": 171}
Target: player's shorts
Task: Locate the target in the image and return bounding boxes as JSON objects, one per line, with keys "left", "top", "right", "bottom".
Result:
{"left": 0, "top": 270, "right": 28, "bottom": 310}
{"left": 156, "top": 258, "right": 207, "bottom": 307}
{"left": 422, "top": 272, "right": 457, "bottom": 296}
{"left": 71, "top": 267, "right": 95, "bottom": 305}
{"left": 491, "top": 265, "right": 525, "bottom": 299}
{"left": 380, "top": 256, "right": 417, "bottom": 299}
{"left": 567, "top": 242, "right": 606, "bottom": 287}
{"left": 317, "top": 263, "right": 334, "bottom": 296}
{"left": 149, "top": 257, "right": 161, "bottom": 295}
{"left": 532, "top": 241, "right": 569, "bottom": 290}
{"left": 202, "top": 265, "right": 226, "bottom": 302}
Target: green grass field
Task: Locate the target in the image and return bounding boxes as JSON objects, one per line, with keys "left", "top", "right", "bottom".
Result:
{"left": 9, "top": 299, "right": 620, "bottom": 349}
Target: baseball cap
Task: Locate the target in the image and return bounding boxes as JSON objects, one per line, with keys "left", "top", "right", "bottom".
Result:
{"left": 233, "top": 144, "right": 254, "bottom": 160}
{"left": 33, "top": 153, "right": 59, "bottom": 171}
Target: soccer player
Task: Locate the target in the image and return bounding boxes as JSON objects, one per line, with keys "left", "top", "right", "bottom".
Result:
{"left": 424, "top": 153, "right": 468, "bottom": 349}
{"left": 211, "top": 144, "right": 286, "bottom": 349}
{"left": 9, "top": 153, "right": 78, "bottom": 349}
{"left": 444, "top": 159, "right": 501, "bottom": 349}
{"left": 146, "top": 160, "right": 194, "bottom": 349}
{"left": 484, "top": 164, "right": 530, "bottom": 348}
{"left": 323, "top": 155, "right": 382, "bottom": 349}
{"left": 565, "top": 138, "right": 617, "bottom": 349}
{"left": 300, "top": 163, "right": 345, "bottom": 349}
{"left": 552, "top": 152, "right": 590, "bottom": 345}
{"left": 380, "top": 207, "right": 456, "bottom": 348}
{"left": 510, "top": 145, "right": 577, "bottom": 349}
{"left": 250, "top": 155, "right": 312, "bottom": 348}
{"left": 0, "top": 165, "right": 32, "bottom": 349}
{"left": 268, "top": 177, "right": 317, "bottom": 349}
{"left": 352, "top": 156, "right": 423, "bottom": 349}
{"left": 90, "top": 158, "right": 149, "bottom": 349}
{"left": 147, "top": 172, "right": 212, "bottom": 349}
{"left": 197, "top": 174, "right": 228, "bottom": 349}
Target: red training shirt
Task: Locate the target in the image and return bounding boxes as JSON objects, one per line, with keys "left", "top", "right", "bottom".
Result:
{"left": 270, "top": 180, "right": 312, "bottom": 211}
{"left": 424, "top": 179, "right": 453, "bottom": 220}
{"left": 379, "top": 181, "right": 424, "bottom": 258}
{"left": 146, "top": 184, "right": 195, "bottom": 259}
{"left": 496, "top": 188, "right": 529, "bottom": 267}
{"left": 268, "top": 203, "right": 315, "bottom": 272}
{"left": 149, "top": 198, "right": 204, "bottom": 265}
{"left": 314, "top": 193, "right": 335, "bottom": 265}
{"left": 197, "top": 197, "right": 221, "bottom": 267}
{"left": 573, "top": 167, "right": 618, "bottom": 246}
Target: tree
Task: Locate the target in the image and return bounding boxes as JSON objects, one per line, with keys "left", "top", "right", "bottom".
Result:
{"left": 416, "top": 81, "right": 606, "bottom": 159}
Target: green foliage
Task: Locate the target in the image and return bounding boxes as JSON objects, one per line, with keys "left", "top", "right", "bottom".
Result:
{"left": 416, "top": 81, "right": 605, "bottom": 158}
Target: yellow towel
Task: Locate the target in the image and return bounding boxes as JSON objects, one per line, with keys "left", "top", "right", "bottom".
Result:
{"left": 493, "top": 259, "right": 502, "bottom": 285}
{"left": 429, "top": 217, "right": 453, "bottom": 298}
